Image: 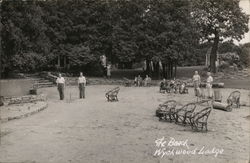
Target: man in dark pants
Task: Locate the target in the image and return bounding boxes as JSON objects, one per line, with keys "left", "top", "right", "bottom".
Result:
{"left": 78, "top": 72, "right": 86, "bottom": 99}
{"left": 56, "top": 73, "right": 65, "bottom": 100}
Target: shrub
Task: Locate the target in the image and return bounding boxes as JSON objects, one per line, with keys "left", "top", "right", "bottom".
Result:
{"left": 238, "top": 43, "right": 250, "bottom": 67}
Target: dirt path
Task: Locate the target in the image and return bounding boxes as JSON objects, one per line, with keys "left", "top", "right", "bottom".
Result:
{"left": 0, "top": 86, "right": 249, "bottom": 163}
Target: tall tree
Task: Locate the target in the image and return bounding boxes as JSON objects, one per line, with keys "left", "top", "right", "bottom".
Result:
{"left": 191, "top": 0, "right": 249, "bottom": 73}
{"left": 1, "top": 0, "right": 51, "bottom": 73}
{"left": 138, "top": 0, "right": 198, "bottom": 78}
{"left": 0, "top": 5, "right": 2, "bottom": 78}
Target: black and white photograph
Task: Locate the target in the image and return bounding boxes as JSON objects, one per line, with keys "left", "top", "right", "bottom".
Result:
{"left": 0, "top": 0, "right": 249, "bottom": 162}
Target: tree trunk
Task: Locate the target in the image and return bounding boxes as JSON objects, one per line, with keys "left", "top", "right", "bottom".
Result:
{"left": 0, "top": 55, "right": 1, "bottom": 79}
{"left": 210, "top": 32, "right": 219, "bottom": 73}
{"left": 162, "top": 63, "right": 166, "bottom": 79}
{"left": 167, "top": 62, "right": 171, "bottom": 79}
{"left": 146, "top": 59, "right": 150, "bottom": 75}
{"left": 157, "top": 62, "right": 160, "bottom": 79}
{"left": 0, "top": 36, "right": 1, "bottom": 79}
{"left": 174, "top": 61, "right": 177, "bottom": 78}
{"left": 171, "top": 61, "right": 173, "bottom": 78}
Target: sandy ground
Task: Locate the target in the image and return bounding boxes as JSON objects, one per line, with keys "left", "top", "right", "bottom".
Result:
{"left": 0, "top": 85, "right": 249, "bottom": 163}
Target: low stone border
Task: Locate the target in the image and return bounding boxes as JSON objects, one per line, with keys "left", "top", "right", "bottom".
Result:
{"left": 3, "top": 94, "right": 47, "bottom": 105}
{"left": 0, "top": 102, "right": 48, "bottom": 123}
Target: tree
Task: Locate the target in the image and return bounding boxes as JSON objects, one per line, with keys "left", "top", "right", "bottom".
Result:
{"left": 136, "top": 0, "right": 199, "bottom": 78}
{"left": 0, "top": 6, "right": 2, "bottom": 78}
{"left": 191, "top": 0, "right": 249, "bottom": 73}
{"left": 0, "top": 0, "right": 201, "bottom": 78}
{"left": 238, "top": 43, "right": 250, "bottom": 67}
{"left": 111, "top": 0, "right": 146, "bottom": 64}
{"left": 1, "top": 0, "right": 52, "bottom": 73}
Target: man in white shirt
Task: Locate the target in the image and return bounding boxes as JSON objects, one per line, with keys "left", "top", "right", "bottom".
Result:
{"left": 78, "top": 72, "right": 86, "bottom": 99}
{"left": 56, "top": 73, "right": 65, "bottom": 100}
{"left": 192, "top": 71, "right": 201, "bottom": 96}
{"left": 206, "top": 72, "right": 213, "bottom": 98}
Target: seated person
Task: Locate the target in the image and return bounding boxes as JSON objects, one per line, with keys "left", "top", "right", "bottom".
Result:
{"left": 169, "top": 79, "right": 175, "bottom": 88}
{"left": 137, "top": 75, "right": 143, "bottom": 86}
{"left": 179, "top": 82, "right": 185, "bottom": 93}
{"left": 160, "top": 78, "right": 167, "bottom": 93}
{"left": 165, "top": 81, "right": 171, "bottom": 93}
{"left": 179, "top": 82, "right": 188, "bottom": 94}
{"left": 144, "top": 75, "right": 152, "bottom": 86}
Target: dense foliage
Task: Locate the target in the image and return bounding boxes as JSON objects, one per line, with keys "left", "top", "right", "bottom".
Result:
{"left": 0, "top": 0, "right": 249, "bottom": 78}
{"left": 191, "top": 0, "right": 249, "bottom": 72}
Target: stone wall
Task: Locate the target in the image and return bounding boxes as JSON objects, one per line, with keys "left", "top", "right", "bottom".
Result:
{"left": 0, "top": 79, "right": 35, "bottom": 97}
{"left": 3, "top": 94, "right": 47, "bottom": 105}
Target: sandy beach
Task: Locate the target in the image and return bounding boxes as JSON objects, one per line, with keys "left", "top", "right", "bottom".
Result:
{"left": 0, "top": 85, "right": 249, "bottom": 163}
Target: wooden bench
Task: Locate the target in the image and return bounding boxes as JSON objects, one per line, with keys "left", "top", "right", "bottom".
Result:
{"left": 105, "top": 87, "right": 120, "bottom": 102}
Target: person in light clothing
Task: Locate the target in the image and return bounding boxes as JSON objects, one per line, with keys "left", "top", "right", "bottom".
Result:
{"left": 192, "top": 71, "right": 201, "bottom": 96}
{"left": 107, "top": 64, "right": 111, "bottom": 79}
{"left": 206, "top": 72, "right": 213, "bottom": 98}
{"left": 137, "top": 75, "right": 142, "bottom": 87}
{"left": 144, "top": 75, "right": 151, "bottom": 86}
{"left": 78, "top": 72, "right": 86, "bottom": 99}
{"left": 56, "top": 73, "right": 65, "bottom": 100}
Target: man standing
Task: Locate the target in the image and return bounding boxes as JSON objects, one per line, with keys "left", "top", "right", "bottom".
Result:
{"left": 100, "top": 55, "right": 107, "bottom": 77}
{"left": 192, "top": 71, "right": 201, "bottom": 96}
{"left": 56, "top": 73, "right": 65, "bottom": 100}
{"left": 206, "top": 72, "right": 213, "bottom": 98}
{"left": 78, "top": 72, "right": 86, "bottom": 99}
{"left": 137, "top": 75, "right": 142, "bottom": 87}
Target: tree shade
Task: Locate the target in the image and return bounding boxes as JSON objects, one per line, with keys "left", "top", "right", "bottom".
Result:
{"left": 0, "top": 0, "right": 248, "bottom": 78}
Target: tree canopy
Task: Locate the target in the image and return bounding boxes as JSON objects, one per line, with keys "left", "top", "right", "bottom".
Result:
{"left": 0, "top": 0, "right": 249, "bottom": 77}
{"left": 191, "top": 0, "right": 249, "bottom": 72}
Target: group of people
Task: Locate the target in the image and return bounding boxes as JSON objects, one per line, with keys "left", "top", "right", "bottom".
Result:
{"left": 134, "top": 75, "right": 152, "bottom": 87}
{"left": 56, "top": 70, "right": 214, "bottom": 100}
{"left": 159, "top": 70, "right": 213, "bottom": 97}
{"left": 159, "top": 78, "right": 187, "bottom": 94}
{"left": 56, "top": 72, "right": 86, "bottom": 100}
{"left": 192, "top": 71, "right": 213, "bottom": 98}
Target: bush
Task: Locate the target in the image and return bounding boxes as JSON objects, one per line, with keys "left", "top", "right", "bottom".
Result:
{"left": 219, "top": 62, "right": 230, "bottom": 70}
{"left": 238, "top": 43, "right": 250, "bottom": 67}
